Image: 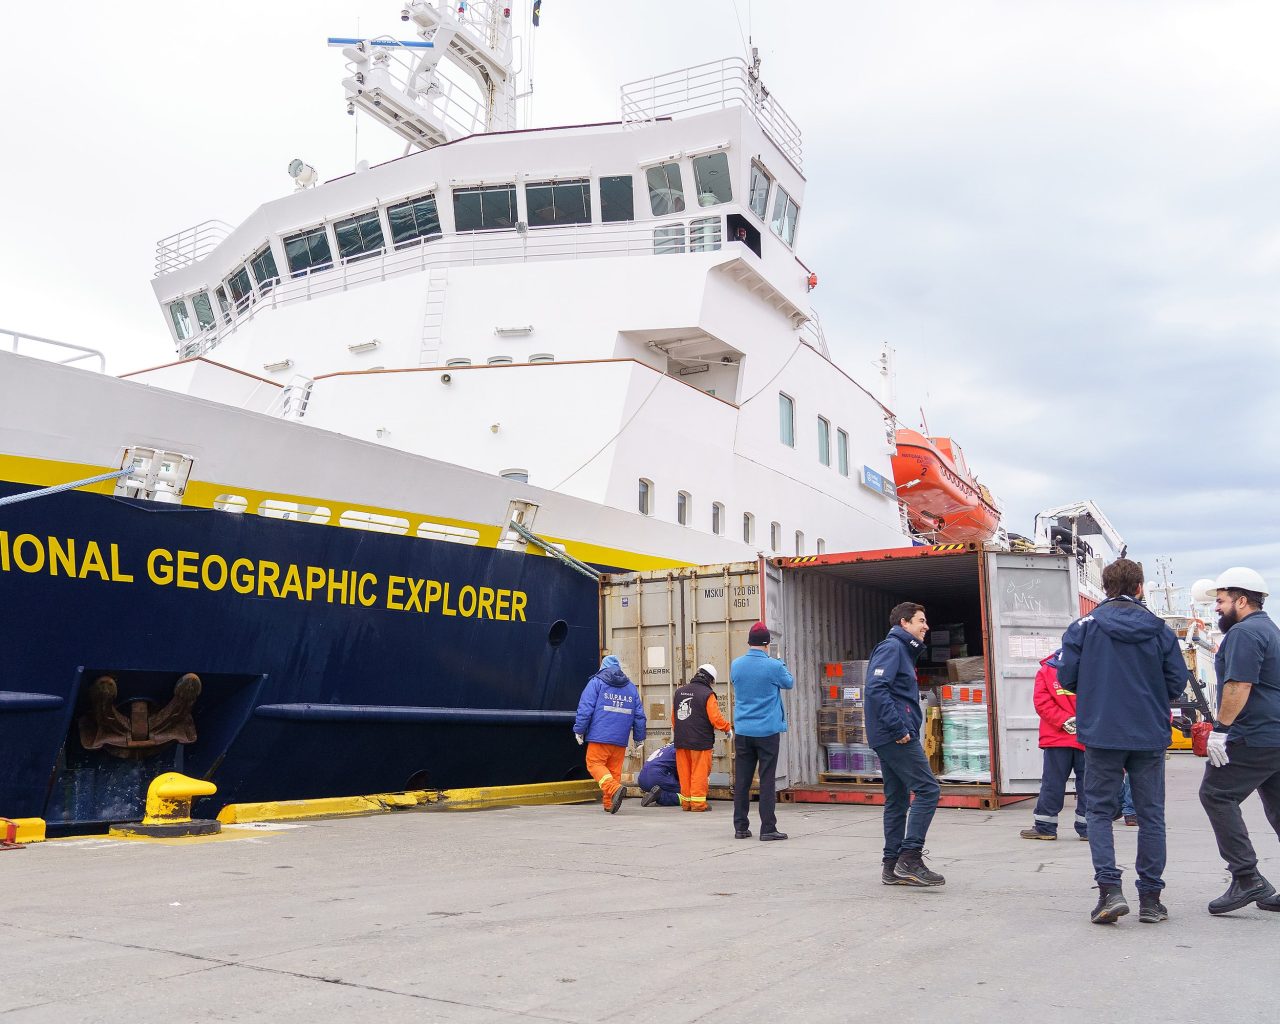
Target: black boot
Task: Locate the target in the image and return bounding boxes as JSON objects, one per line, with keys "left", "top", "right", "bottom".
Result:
{"left": 893, "top": 849, "right": 945, "bottom": 887}
{"left": 882, "top": 858, "right": 906, "bottom": 885}
{"left": 1208, "top": 874, "right": 1275, "bottom": 916}
{"left": 1091, "top": 884, "right": 1129, "bottom": 924}
{"left": 1138, "top": 891, "right": 1168, "bottom": 923}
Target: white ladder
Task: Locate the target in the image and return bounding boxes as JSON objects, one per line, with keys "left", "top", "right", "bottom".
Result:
{"left": 419, "top": 267, "right": 448, "bottom": 367}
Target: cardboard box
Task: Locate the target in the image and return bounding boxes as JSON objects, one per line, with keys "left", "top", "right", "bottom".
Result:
{"left": 947, "top": 656, "right": 986, "bottom": 683}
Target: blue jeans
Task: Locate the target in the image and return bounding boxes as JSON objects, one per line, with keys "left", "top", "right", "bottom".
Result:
{"left": 1120, "top": 774, "right": 1135, "bottom": 817}
{"left": 1084, "top": 748, "right": 1166, "bottom": 893}
{"left": 874, "top": 739, "right": 940, "bottom": 861}
{"left": 1032, "top": 747, "right": 1087, "bottom": 836}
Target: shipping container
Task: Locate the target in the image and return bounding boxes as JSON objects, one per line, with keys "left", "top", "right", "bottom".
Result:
{"left": 599, "top": 543, "right": 1082, "bottom": 809}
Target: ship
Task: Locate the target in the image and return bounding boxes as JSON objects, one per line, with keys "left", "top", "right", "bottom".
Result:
{"left": 890, "top": 428, "right": 1002, "bottom": 544}
{"left": 0, "top": 1, "right": 923, "bottom": 830}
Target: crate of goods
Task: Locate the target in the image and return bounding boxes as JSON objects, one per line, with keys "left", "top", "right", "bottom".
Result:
{"left": 819, "top": 661, "right": 868, "bottom": 704}
{"left": 923, "top": 707, "right": 944, "bottom": 774}
{"left": 946, "top": 655, "right": 986, "bottom": 683}
{"left": 940, "top": 684, "right": 991, "bottom": 782}
{"left": 839, "top": 705, "right": 867, "bottom": 745}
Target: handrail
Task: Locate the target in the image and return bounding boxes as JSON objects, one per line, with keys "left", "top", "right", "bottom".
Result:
{"left": 172, "top": 215, "right": 747, "bottom": 359}
{"left": 155, "top": 220, "right": 233, "bottom": 276}
{"left": 620, "top": 58, "right": 803, "bottom": 172}
{"left": 2, "top": 327, "right": 106, "bottom": 373}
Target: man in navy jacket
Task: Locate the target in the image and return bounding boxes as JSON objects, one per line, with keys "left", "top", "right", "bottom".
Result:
{"left": 1059, "top": 558, "right": 1185, "bottom": 925}
{"left": 866, "top": 601, "right": 944, "bottom": 887}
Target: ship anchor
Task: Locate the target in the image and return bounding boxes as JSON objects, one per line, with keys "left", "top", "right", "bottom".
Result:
{"left": 78, "top": 673, "right": 202, "bottom": 759}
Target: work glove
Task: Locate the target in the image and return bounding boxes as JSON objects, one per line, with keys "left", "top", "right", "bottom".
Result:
{"left": 726, "top": 728, "right": 734, "bottom": 741}
{"left": 1207, "top": 731, "right": 1230, "bottom": 768}
{"left": 1062, "top": 717, "right": 1077, "bottom": 735}
{"left": 574, "top": 733, "right": 584, "bottom": 746}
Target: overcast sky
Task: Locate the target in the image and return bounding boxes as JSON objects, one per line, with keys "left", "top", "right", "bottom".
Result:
{"left": 2, "top": 1, "right": 1277, "bottom": 596}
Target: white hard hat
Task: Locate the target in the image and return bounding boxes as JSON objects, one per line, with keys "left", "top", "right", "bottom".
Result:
{"left": 697, "top": 663, "right": 717, "bottom": 681}
{"left": 1204, "top": 567, "right": 1270, "bottom": 599}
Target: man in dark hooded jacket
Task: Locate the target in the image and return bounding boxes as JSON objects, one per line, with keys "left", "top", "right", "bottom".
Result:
{"left": 1059, "top": 558, "right": 1185, "bottom": 925}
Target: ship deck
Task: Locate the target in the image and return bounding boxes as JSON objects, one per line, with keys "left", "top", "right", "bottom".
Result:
{"left": 2, "top": 755, "right": 1273, "bottom": 1023}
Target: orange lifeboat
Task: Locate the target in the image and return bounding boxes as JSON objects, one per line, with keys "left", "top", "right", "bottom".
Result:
{"left": 890, "top": 429, "right": 1001, "bottom": 544}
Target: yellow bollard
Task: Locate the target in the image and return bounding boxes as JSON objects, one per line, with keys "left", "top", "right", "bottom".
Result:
{"left": 109, "top": 773, "right": 222, "bottom": 839}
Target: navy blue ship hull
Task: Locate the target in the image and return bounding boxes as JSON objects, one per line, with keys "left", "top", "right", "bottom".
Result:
{"left": 0, "top": 481, "right": 598, "bottom": 825}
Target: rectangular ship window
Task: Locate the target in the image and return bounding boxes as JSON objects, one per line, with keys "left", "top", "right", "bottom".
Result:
{"left": 249, "top": 244, "right": 280, "bottom": 293}
{"left": 388, "top": 193, "right": 442, "bottom": 248}
{"left": 749, "top": 163, "right": 771, "bottom": 219}
{"left": 226, "top": 266, "right": 253, "bottom": 311}
{"left": 191, "top": 292, "right": 217, "bottom": 331}
{"left": 284, "top": 226, "right": 333, "bottom": 278}
{"left": 646, "top": 162, "right": 685, "bottom": 216}
{"left": 525, "top": 179, "right": 591, "bottom": 227}
{"left": 770, "top": 186, "right": 800, "bottom": 247}
{"left": 335, "top": 210, "right": 385, "bottom": 261}
{"left": 692, "top": 152, "right": 732, "bottom": 207}
{"left": 600, "top": 175, "right": 634, "bottom": 222}
{"left": 453, "top": 184, "right": 517, "bottom": 232}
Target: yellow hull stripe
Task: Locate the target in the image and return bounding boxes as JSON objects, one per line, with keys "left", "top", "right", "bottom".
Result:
{"left": 0, "top": 453, "right": 687, "bottom": 573}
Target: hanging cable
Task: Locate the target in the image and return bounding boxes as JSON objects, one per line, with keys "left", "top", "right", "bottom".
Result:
{"left": 0, "top": 468, "right": 138, "bottom": 508}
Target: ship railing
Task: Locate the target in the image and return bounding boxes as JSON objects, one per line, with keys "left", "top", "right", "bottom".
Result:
{"left": 177, "top": 215, "right": 749, "bottom": 355}
{"left": 800, "top": 311, "right": 830, "bottom": 359}
{"left": 155, "top": 220, "right": 233, "bottom": 276}
{"left": 620, "top": 58, "right": 803, "bottom": 172}
{"left": 2, "top": 326, "right": 106, "bottom": 373}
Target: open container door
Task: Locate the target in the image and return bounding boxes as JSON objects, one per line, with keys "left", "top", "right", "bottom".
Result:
{"left": 762, "top": 557, "right": 788, "bottom": 791}
{"left": 984, "top": 550, "right": 1079, "bottom": 794}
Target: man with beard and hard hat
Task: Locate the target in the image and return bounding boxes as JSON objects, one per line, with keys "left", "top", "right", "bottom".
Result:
{"left": 1192, "top": 567, "right": 1280, "bottom": 916}
{"left": 672, "top": 664, "right": 732, "bottom": 812}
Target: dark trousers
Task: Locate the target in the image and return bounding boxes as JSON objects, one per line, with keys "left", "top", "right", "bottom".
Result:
{"left": 873, "top": 739, "right": 940, "bottom": 861}
{"left": 1032, "top": 746, "right": 1088, "bottom": 836}
{"left": 1084, "top": 748, "right": 1166, "bottom": 893}
{"left": 733, "top": 733, "right": 780, "bottom": 833}
{"left": 636, "top": 763, "right": 682, "bottom": 807}
{"left": 1199, "top": 743, "right": 1280, "bottom": 879}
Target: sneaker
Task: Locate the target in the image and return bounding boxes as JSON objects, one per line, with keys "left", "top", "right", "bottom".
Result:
{"left": 1208, "top": 874, "right": 1275, "bottom": 915}
{"left": 1091, "top": 884, "right": 1130, "bottom": 924}
{"left": 1019, "top": 828, "right": 1056, "bottom": 841}
{"left": 893, "top": 849, "right": 945, "bottom": 886}
{"left": 1124, "top": 815, "right": 1138, "bottom": 827}
{"left": 1139, "top": 891, "right": 1169, "bottom": 923}
{"left": 734, "top": 829, "right": 752, "bottom": 839}
{"left": 1077, "top": 833, "right": 1089, "bottom": 841}
{"left": 759, "top": 830, "right": 788, "bottom": 841}
{"left": 608, "top": 787, "right": 625, "bottom": 814}
{"left": 640, "top": 786, "right": 662, "bottom": 808}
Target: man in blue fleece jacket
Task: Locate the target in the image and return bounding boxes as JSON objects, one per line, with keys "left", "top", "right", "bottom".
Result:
{"left": 866, "top": 601, "right": 944, "bottom": 888}
{"left": 1058, "top": 558, "right": 1186, "bottom": 925}
{"left": 730, "top": 622, "right": 794, "bottom": 841}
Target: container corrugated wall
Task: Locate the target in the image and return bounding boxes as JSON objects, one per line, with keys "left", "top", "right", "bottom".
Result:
{"left": 779, "top": 570, "right": 894, "bottom": 786}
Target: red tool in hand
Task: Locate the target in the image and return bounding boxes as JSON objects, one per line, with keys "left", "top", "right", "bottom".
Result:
{"left": 1176, "top": 670, "right": 1216, "bottom": 758}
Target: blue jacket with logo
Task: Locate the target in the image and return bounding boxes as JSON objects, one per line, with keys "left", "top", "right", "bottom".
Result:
{"left": 574, "top": 656, "right": 646, "bottom": 746}
{"left": 865, "top": 625, "right": 925, "bottom": 748}
{"left": 730, "top": 649, "right": 795, "bottom": 736}
{"left": 1057, "top": 596, "right": 1185, "bottom": 750}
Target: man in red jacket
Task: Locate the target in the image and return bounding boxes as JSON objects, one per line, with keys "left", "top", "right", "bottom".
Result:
{"left": 1020, "top": 649, "right": 1088, "bottom": 841}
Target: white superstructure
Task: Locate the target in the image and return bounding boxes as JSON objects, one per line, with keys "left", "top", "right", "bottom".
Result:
{"left": 125, "top": 4, "right": 909, "bottom": 567}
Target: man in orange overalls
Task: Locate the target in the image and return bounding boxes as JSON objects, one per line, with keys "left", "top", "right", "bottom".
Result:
{"left": 673, "top": 664, "right": 732, "bottom": 812}
{"left": 573, "top": 655, "right": 646, "bottom": 813}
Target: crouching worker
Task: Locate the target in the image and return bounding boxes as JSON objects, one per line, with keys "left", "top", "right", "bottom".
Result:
{"left": 674, "top": 664, "right": 732, "bottom": 812}
{"left": 574, "top": 655, "right": 646, "bottom": 814}
{"left": 638, "top": 743, "right": 681, "bottom": 807}
{"left": 1020, "top": 649, "right": 1088, "bottom": 842}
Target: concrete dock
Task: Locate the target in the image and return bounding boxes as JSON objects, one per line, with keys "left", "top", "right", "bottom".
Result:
{"left": 2, "top": 755, "right": 1275, "bottom": 1023}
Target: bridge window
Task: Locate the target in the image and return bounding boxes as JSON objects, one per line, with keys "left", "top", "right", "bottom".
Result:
{"left": 779, "top": 393, "right": 795, "bottom": 447}
{"left": 748, "top": 163, "right": 772, "bottom": 219}
{"left": 837, "top": 428, "right": 849, "bottom": 476}
{"left": 638, "top": 478, "right": 653, "bottom": 516}
{"left": 453, "top": 184, "right": 517, "bottom": 232}
{"left": 226, "top": 266, "right": 253, "bottom": 311}
{"left": 191, "top": 292, "right": 216, "bottom": 331}
{"left": 712, "top": 502, "right": 725, "bottom": 535}
{"left": 677, "top": 490, "right": 690, "bottom": 526}
{"left": 168, "top": 300, "right": 193, "bottom": 340}
{"left": 692, "top": 152, "right": 732, "bottom": 206}
{"left": 817, "top": 416, "right": 831, "bottom": 466}
{"left": 646, "top": 162, "right": 685, "bottom": 216}
{"left": 388, "top": 193, "right": 442, "bottom": 248}
{"left": 249, "top": 244, "right": 280, "bottom": 293}
{"left": 743, "top": 512, "right": 755, "bottom": 544}
{"left": 600, "top": 175, "right": 634, "bottom": 222}
{"left": 335, "top": 210, "right": 384, "bottom": 261}
{"left": 526, "top": 179, "right": 591, "bottom": 227}
{"left": 284, "top": 226, "right": 333, "bottom": 277}
{"left": 770, "top": 186, "right": 800, "bottom": 247}
{"left": 690, "top": 217, "right": 722, "bottom": 252}
{"left": 215, "top": 286, "right": 231, "bottom": 322}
